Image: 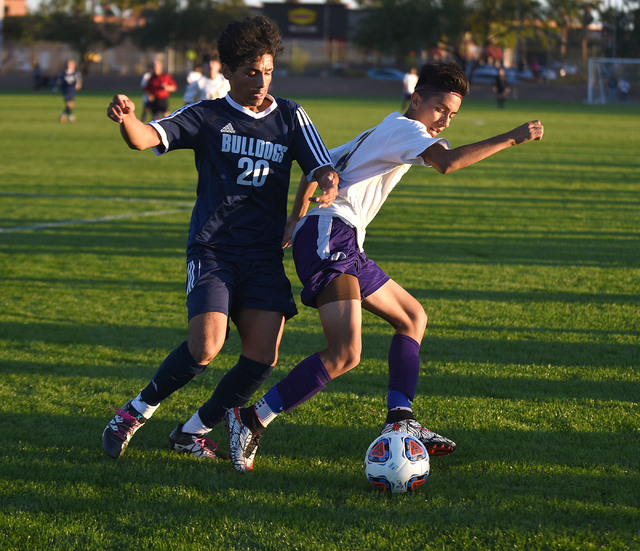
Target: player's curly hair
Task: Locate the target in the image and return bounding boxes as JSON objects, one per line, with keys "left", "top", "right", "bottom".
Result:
{"left": 218, "top": 16, "right": 284, "bottom": 72}
{"left": 415, "top": 61, "right": 470, "bottom": 98}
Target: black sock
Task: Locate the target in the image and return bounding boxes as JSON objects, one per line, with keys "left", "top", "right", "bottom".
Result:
{"left": 197, "top": 355, "right": 273, "bottom": 428}
{"left": 140, "top": 341, "right": 206, "bottom": 404}
{"left": 240, "top": 407, "right": 264, "bottom": 434}
{"left": 384, "top": 409, "right": 415, "bottom": 424}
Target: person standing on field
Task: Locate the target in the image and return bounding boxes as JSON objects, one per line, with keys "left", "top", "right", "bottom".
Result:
{"left": 226, "top": 61, "right": 544, "bottom": 473}
{"left": 183, "top": 54, "right": 230, "bottom": 104}
{"left": 56, "top": 60, "right": 82, "bottom": 123}
{"left": 144, "top": 59, "right": 178, "bottom": 120}
{"left": 102, "top": 15, "right": 338, "bottom": 461}
{"left": 493, "top": 66, "right": 510, "bottom": 109}
{"left": 401, "top": 67, "right": 419, "bottom": 111}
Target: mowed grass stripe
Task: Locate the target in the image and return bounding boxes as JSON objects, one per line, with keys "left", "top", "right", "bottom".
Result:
{"left": 0, "top": 91, "right": 638, "bottom": 550}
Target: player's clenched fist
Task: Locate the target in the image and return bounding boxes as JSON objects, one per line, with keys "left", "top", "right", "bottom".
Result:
{"left": 107, "top": 94, "right": 136, "bottom": 123}
{"left": 512, "top": 120, "right": 544, "bottom": 145}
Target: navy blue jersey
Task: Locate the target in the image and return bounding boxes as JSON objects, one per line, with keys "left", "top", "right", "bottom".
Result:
{"left": 57, "top": 70, "right": 81, "bottom": 93}
{"left": 150, "top": 95, "right": 332, "bottom": 260}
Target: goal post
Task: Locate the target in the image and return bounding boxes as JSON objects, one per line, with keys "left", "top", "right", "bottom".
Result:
{"left": 587, "top": 57, "right": 640, "bottom": 104}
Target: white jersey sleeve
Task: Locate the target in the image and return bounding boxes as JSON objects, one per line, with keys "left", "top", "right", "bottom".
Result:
{"left": 307, "top": 112, "right": 449, "bottom": 250}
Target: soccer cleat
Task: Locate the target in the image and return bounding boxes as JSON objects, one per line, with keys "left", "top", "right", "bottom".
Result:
{"left": 380, "top": 417, "right": 456, "bottom": 457}
{"left": 102, "top": 400, "right": 148, "bottom": 459}
{"left": 225, "top": 407, "right": 262, "bottom": 473}
{"left": 169, "top": 424, "right": 218, "bottom": 459}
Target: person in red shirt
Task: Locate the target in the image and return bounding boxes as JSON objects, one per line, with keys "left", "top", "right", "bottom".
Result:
{"left": 144, "top": 59, "right": 178, "bottom": 119}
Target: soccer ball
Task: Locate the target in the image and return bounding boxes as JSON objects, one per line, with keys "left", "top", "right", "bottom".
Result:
{"left": 364, "top": 431, "right": 430, "bottom": 494}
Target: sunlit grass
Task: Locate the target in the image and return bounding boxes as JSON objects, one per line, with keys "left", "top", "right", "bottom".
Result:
{"left": 0, "top": 90, "right": 638, "bottom": 550}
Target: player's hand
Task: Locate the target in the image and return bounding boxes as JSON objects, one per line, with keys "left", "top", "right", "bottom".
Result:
{"left": 512, "top": 120, "right": 544, "bottom": 145}
{"left": 107, "top": 94, "right": 136, "bottom": 123}
{"left": 313, "top": 169, "right": 339, "bottom": 209}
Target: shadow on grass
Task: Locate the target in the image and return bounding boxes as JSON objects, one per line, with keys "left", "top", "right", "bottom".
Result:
{"left": 1, "top": 413, "right": 638, "bottom": 536}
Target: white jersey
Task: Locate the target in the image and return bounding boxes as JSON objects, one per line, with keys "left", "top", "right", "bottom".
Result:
{"left": 403, "top": 72, "right": 419, "bottom": 95}
{"left": 301, "top": 112, "right": 449, "bottom": 251}
{"left": 183, "top": 74, "right": 230, "bottom": 103}
{"left": 198, "top": 74, "right": 230, "bottom": 100}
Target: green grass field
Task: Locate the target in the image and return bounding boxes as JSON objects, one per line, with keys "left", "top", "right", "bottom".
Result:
{"left": 0, "top": 88, "right": 638, "bottom": 550}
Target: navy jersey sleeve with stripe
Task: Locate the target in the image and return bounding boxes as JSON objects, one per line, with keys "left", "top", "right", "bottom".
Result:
{"left": 150, "top": 96, "right": 332, "bottom": 260}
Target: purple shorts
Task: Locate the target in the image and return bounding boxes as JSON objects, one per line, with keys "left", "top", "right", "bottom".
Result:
{"left": 185, "top": 255, "right": 297, "bottom": 321}
{"left": 292, "top": 215, "right": 390, "bottom": 308}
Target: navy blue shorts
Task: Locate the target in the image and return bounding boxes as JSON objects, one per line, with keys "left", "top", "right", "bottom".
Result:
{"left": 185, "top": 255, "right": 298, "bottom": 322}
{"left": 292, "top": 215, "right": 389, "bottom": 308}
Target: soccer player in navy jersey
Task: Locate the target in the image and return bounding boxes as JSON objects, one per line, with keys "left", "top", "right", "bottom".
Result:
{"left": 226, "top": 61, "right": 544, "bottom": 473}
{"left": 102, "top": 15, "right": 338, "bottom": 460}
{"left": 56, "top": 60, "right": 82, "bottom": 123}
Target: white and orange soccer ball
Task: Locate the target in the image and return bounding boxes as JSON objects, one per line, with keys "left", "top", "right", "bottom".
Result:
{"left": 364, "top": 431, "right": 430, "bottom": 494}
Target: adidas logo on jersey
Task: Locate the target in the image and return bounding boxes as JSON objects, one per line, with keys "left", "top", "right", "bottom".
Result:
{"left": 221, "top": 123, "right": 236, "bottom": 134}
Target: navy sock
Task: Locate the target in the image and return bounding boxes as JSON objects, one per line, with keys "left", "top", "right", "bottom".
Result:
{"left": 197, "top": 355, "right": 273, "bottom": 428}
{"left": 140, "top": 341, "right": 207, "bottom": 405}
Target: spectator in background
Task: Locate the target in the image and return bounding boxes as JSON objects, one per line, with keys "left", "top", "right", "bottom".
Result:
{"left": 618, "top": 79, "right": 630, "bottom": 102}
{"left": 493, "top": 66, "right": 510, "bottom": 109}
{"left": 402, "top": 67, "right": 419, "bottom": 111}
{"left": 140, "top": 64, "right": 153, "bottom": 122}
{"left": 56, "top": 60, "right": 82, "bottom": 123}
{"left": 33, "top": 63, "right": 45, "bottom": 91}
{"left": 144, "top": 59, "right": 178, "bottom": 119}
{"left": 183, "top": 54, "right": 230, "bottom": 104}
{"left": 530, "top": 60, "right": 540, "bottom": 82}
{"left": 186, "top": 62, "right": 203, "bottom": 87}
{"left": 608, "top": 74, "right": 618, "bottom": 103}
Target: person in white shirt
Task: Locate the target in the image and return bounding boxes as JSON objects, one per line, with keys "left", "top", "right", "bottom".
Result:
{"left": 183, "top": 55, "right": 230, "bottom": 104}
{"left": 226, "top": 61, "right": 544, "bottom": 473}
{"left": 140, "top": 65, "right": 152, "bottom": 122}
{"left": 402, "top": 67, "right": 419, "bottom": 110}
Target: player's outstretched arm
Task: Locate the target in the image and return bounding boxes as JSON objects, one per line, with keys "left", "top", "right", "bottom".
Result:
{"left": 106, "top": 94, "right": 161, "bottom": 151}
{"left": 423, "top": 120, "right": 544, "bottom": 174}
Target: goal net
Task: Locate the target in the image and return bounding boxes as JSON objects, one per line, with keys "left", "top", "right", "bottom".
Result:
{"left": 587, "top": 57, "right": 640, "bottom": 104}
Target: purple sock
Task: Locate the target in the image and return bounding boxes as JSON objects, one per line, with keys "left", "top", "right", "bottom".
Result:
{"left": 276, "top": 353, "right": 331, "bottom": 412}
{"left": 387, "top": 334, "right": 420, "bottom": 409}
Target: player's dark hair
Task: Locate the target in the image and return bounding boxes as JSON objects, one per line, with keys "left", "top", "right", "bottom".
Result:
{"left": 415, "top": 61, "right": 470, "bottom": 98}
{"left": 218, "top": 16, "right": 284, "bottom": 72}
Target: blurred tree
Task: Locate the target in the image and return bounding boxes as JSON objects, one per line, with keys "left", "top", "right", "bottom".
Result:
{"left": 544, "top": 0, "right": 595, "bottom": 59}
{"left": 352, "top": 0, "right": 442, "bottom": 66}
{"left": 600, "top": 2, "right": 640, "bottom": 58}
{"left": 131, "top": 0, "right": 248, "bottom": 56}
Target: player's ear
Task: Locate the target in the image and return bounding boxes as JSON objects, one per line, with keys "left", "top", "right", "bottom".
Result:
{"left": 221, "top": 63, "right": 233, "bottom": 81}
{"left": 410, "top": 91, "right": 421, "bottom": 110}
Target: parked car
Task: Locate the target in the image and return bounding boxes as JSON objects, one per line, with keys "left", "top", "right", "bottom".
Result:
{"left": 466, "top": 64, "right": 500, "bottom": 83}
{"left": 466, "top": 64, "right": 532, "bottom": 84}
{"left": 367, "top": 67, "right": 405, "bottom": 81}
{"left": 550, "top": 61, "right": 579, "bottom": 77}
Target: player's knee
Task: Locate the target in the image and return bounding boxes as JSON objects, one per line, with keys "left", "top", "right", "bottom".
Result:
{"left": 188, "top": 340, "right": 222, "bottom": 366}
{"left": 400, "top": 303, "right": 427, "bottom": 337}
{"left": 415, "top": 307, "right": 428, "bottom": 334}
{"left": 241, "top": 347, "right": 278, "bottom": 367}
{"left": 324, "top": 343, "right": 361, "bottom": 376}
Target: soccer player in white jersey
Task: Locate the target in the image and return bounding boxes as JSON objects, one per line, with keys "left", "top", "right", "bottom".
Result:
{"left": 183, "top": 54, "right": 230, "bottom": 104}
{"left": 227, "top": 61, "right": 544, "bottom": 473}
{"left": 101, "top": 16, "right": 338, "bottom": 460}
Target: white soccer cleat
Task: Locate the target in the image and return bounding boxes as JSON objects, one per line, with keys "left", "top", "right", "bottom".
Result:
{"left": 225, "top": 407, "right": 262, "bottom": 473}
